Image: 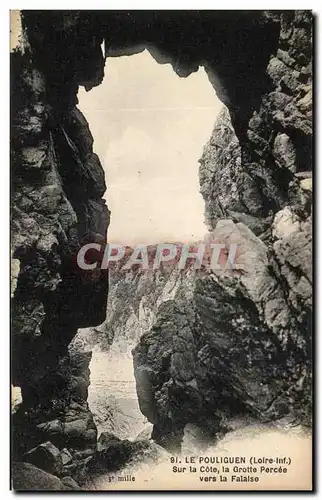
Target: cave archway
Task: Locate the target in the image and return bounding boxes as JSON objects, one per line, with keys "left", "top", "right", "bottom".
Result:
{"left": 75, "top": 48, "right": 224, "bottom": 440}
{"left": 11, "top": 10, "right": 312, "bottom": 478}
{"left": 77, "top": 49, "right": 223, "bottom": 245}
{"left": 21, "top": 10, "right": 280, "bottom": 143}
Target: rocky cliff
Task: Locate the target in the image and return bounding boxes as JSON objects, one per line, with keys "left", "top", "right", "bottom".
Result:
{"left": 133, "top": 12, "right": 312, "bottom": 450}
{"left": 11, "top": 9, "right": 312, "bottom": 489}
{"left": 70, "top": 254, "right": 186, "bottom": 440}
{"left": 133, "top": 218, "right": 312, "bottom": 451}
{"left": 11, "top": 14, "right": 109, "bottom": 486}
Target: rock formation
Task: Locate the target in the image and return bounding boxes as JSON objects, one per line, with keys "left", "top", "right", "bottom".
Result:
{"left": 11, "top": 9, "right": 312, "bottom": 488}
{"left": 12, "top": 462, "right": 76, "bottom": 491}
{"left": 133, "top": 11, "right": 312, "bottom": 451}
{"left": 133, "top": 218, "right": 312, "bottom": 450}
{"left": 11, "top": 13, "right": 109, "bottom": 488}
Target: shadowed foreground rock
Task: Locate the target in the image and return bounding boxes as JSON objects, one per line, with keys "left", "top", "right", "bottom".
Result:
{"left": 12, "top": 461, "right": 84, "bottom": 491}
{"left": 12, "top": 462, "right": 67, "bottom": 491}
{"left": 133, "top": 221, "right": 311, "bottom": 451}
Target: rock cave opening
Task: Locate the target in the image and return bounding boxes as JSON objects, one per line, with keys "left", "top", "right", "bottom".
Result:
{"left": 77, "top": 49, "right": 222, "bottom": 245}
{"left": 11, "top": 10, "right": 312, "bottom": 490}
{"left": 75, "top": 48, "right": 222, "bottom": 442}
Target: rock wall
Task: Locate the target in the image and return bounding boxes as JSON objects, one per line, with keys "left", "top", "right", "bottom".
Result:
{"left": 133, "top": 218, "right": 312, "bottom": 451}
{"left": 72, "top": 246, "right": 186, "bottom": 354}
{"left": 133, "top": 11, "right": 312, "bottom": 450}
{"left": 11, "top": 15, "right": 109, "bottom": 481}
{"left": 200, "top": 11, "right": 312, "bottom": 235}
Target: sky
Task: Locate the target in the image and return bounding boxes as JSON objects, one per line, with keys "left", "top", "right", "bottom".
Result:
{"left": 78, "top": 50, "right": 222, "bottom": 244}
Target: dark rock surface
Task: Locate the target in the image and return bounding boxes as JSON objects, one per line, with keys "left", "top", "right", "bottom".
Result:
{"left": 22, "top": 441, "right": 63, "bottom": 476}
{"left": 12, "top": 343, "right": 98, "bottom": 476}
{"left": 200, "top": 12, "right": 312, "bottom": 234}
{"left": 133, "top": 219, "right": 312, "bottom": 451}
{"left": 11, "top": 59, "right": 109, "bottom": 384}
{"left": 133, "top": 11, "right": 312, "bottom": 451}
{"left": 12, "top": 461, "right": 68, "bottom": 491}
{"left": 89, "top": 431, "right": 150, "bottom": 476}
{"left": 11, "top": 13, "right": 109, "bottom": 485}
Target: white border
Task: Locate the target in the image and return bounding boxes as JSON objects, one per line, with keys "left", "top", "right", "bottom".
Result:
{"left": 2, "top": 1, "right": 321, "bottom": 9}
{"left": 1, "top": 3, "right": 320, "bottom": 498}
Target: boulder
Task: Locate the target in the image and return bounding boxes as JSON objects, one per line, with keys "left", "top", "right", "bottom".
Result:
{"left": 22, "top": 441, "right": 63, "bottom": 477}
{"left": 90, "top": 432, "right": 149, "bottom": 475}
{"left": 12, "top": 462, "right": 66, "bottom": 491}
{"left": 273, "top": 133, "right": 297, "bottom": 172}
{"left": 60, "top": 448, "right": 73, "bottom": 465}
{"left": 133, "top": 219, "right": 312, "bottom": 450}
{"left": 97, "top": 431, "right": 122, "bottom": 451}
{"left": 64, "top": 419, "right": 87, "bottom": 438}
{"left": 61, "top": 476, "right": 83, "bottom": 490}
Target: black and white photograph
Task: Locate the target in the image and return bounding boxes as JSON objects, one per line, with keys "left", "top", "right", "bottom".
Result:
{"left": 9, "top": 8, "right": 313, "bottom": 491}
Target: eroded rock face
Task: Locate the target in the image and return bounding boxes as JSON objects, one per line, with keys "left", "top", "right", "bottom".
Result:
{"left": 200, "top": 11, "right": 312, "bottom": 240}
{"left": 133, "top": 218, "right": 312, "bottom": 451}
{"left": 11, "top": 33, "right": 108, "bottom": 482}
{"left": 133, "top": 12, "right": 312, "bottom": 450}
{"left": 11, "top": 50, "right": 109, "bottom": 390}
{"left": 12, "top": 462, "right": 67, "bottom": 491}
{"left": 12, "top": 460, "right": 83, "bottom": 491}
{"left": 77, "top": 263, "right": 186, "bottom": 352}
{"left": 12, "top": 343, "right": 98, "bottom": 479}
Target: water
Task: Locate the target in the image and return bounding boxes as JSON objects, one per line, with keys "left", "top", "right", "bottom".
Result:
{"left": 88, "top": 421, "right": 311, "bottom": 491}
{"left": 85, "top": 328, "right": 312, "bottom": 490}
{"left": 88, "top": 349, "right": 148, "bottom": 440}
